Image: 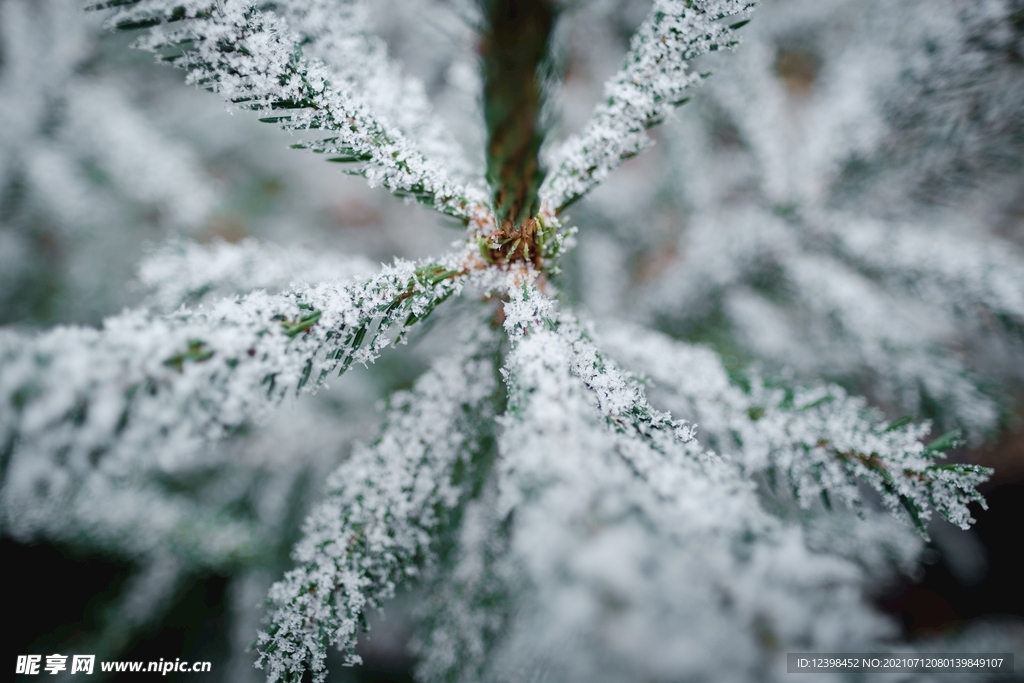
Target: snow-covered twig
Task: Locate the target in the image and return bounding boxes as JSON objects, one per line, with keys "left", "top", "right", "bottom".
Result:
{"left": 0, "top": 254, "right": 476, "bottom": 483}
{"left": 490, "top": 288, "right": 894, "bottom": 682}
{"left": 600, "top": 324, "right": 992, "bottom": 535}
{"left": 256, "top": 326, "right": 501, "bottom": 683}
{"left": 542, "top": 0, "right": 757, "bottom": 212}
{"left": 94, "top": 0, "right": 489, "bottom": 220}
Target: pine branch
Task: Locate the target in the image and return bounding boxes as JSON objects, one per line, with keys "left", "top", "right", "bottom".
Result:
{"left": 600, "top": 324, "right": 993, "bottom": 536}
{"left": 492, "top": 287, "right": 894, "bottom": 682}
{"left": 0, "top": 254, "right": 475, "bottom": 488}
{"left": 278, "top": 0, "right": 481, "bottom": 184}
{"left": 255, "top": 327, "right": 501, "bottom": 683}
{"left": 778, "top": 251, "right": 999, "bottom": 435}
{"left": 91, "top": 0, "right": 489, "bottom": 220}
{"left": 639, "top": 208, "right": 1000, "bottom": 435}
{"left": 541, "top": 0, "right": 757, "bottom": 212}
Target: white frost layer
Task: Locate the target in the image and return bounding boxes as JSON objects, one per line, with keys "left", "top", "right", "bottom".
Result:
{"left": 101, "top": 0, "right": 489, "bottom": 219}
{"left": 487, "top": 288, "right": 893, "bottom": 682}
{"left": 257, "top": 327, "right": 500, "bottom": 683}
{"left": 138, "top": 238, "right": 377, "bottom": 311}
{"left": 542, "top": 0, "right": 758, "bottom": 211}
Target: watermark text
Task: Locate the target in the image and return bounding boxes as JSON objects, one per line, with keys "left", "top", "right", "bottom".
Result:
{"left": 16, "top": 655, "right": 211, "bottom": 676}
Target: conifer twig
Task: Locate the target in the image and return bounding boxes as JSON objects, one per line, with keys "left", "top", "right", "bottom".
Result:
{"left": 599, "top": 324, "right": 992, "bottom": 535}
{"left": 542, "top": 0, "right": 757, "bottom": 212}
{"left": 256, "top": 327, "right": 501, "bottom": 683}
{"left": 92, "top": 0, "right": 489, "bottom": 220}
{"left": 0, "top": 254, "right": 477, "bottom": 479}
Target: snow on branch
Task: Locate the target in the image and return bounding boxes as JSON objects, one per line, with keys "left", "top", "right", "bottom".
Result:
{"left": 640, "top": 209, "right": 1000, "bottom": 434}
{"left": 137, "top": 237, "right": 377, "bottom": 311}
{"left": 256, "top": 327, "right": 501, "bottom": 683}
{"left": 492, "top": 289, "right": 892, "bottom": 681}
{"left": 541, "top": 0, "right": 757, "bottom": 212}
{"left": 502, "top": 284, "right": 694, "bottom": 452}
{"left": 600, "top": 325, "right": 992, "bottom": 535}
{"left": 0, "top": 254, "right": 476, "bottom": 494}
{"left": 278, "top": 0, "right": 480, "bottom": 183}
{"left": 92, "top": 0, "right": 489, "bottom": 221}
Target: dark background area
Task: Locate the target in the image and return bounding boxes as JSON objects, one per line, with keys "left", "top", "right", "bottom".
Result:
{"left": 877, "top": 482, "right": 1024, "bottom": 637}
{"left": 3, "top": 542, "right": 415, "bottom": 683}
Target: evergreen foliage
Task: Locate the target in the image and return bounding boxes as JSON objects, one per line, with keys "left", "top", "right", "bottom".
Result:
{"left": 2, "top": 0, "right": 1022, "bottom": 681}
